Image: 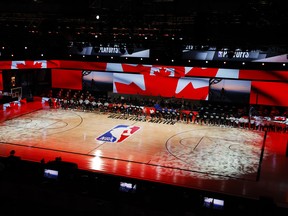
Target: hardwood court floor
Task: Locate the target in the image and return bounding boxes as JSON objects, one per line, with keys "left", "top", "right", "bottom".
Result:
{"left": 0, "top": 101, "right": 288, "bottom": 208}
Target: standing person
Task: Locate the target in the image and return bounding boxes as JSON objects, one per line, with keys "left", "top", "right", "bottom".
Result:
{"left": 182, "top": 111, "right": 187, "bottom": 122}
{"left": 249, "top": 105, "right": 256, "bottom": 128}
{"left": 176, "top": 109, "right": 181, "bottom": 122}
{"left": 188, "top": 111, "right": 194, "bottom": 124}
{"left": 220, "top": 87, "right": 226, "bottom": 101}
{"left": 6, "top": 150, "right": 21, "bottom": 173}
{"left": 149, "top": 107, "right": 155, "bottom": 122}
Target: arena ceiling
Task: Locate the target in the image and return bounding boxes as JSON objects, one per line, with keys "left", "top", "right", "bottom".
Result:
{"left": 0, "top": 0, "right": 288, "bottom": 57}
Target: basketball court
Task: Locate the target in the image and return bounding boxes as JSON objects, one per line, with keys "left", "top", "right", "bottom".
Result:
{"left": 0, "top": 101, "right": 288, "bottom": 208}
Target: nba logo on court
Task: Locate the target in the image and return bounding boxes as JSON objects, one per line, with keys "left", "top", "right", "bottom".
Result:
{"left": 96, "top": 125, "right": 140, "bottom": 143}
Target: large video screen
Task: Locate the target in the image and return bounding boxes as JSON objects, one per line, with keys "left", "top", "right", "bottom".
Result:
{"left": 250, "top": 81, "right": 288, "bottom": 106}
{"left": 69, "top": 43, "right": 150, "bottom": 58}
{"left": 113, "top": 73, "right": 209, "bottom": 100}
{"left": 52, "top": 69, "right": 82, "bottom": 90}
{"left": 82, "top": 71, "right": 113, "bottom": 93}
{"left": 209, "top": 79, "right": 251, "bottom": 104}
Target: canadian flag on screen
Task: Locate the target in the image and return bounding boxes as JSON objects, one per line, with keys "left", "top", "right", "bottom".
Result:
{"left": 11, "top": 60, "right": 47, "bottom": 69}
{"left": 113, "top": 66, "right": 209, "bottom": 99}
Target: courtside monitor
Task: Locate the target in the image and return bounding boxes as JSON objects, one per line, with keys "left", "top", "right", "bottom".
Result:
{"left": 119, "top": 181, "right": 137, "bottom": 193}
{"left": 203, "top": 197, "right": 225, "bottom": 210}
{"left": 44, "top": 169, "right": 59, "bottom": 180}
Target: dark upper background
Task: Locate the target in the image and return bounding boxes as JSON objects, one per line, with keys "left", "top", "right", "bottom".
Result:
{"left": 0, "top": 0, "right": 288, "bottom": 59}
